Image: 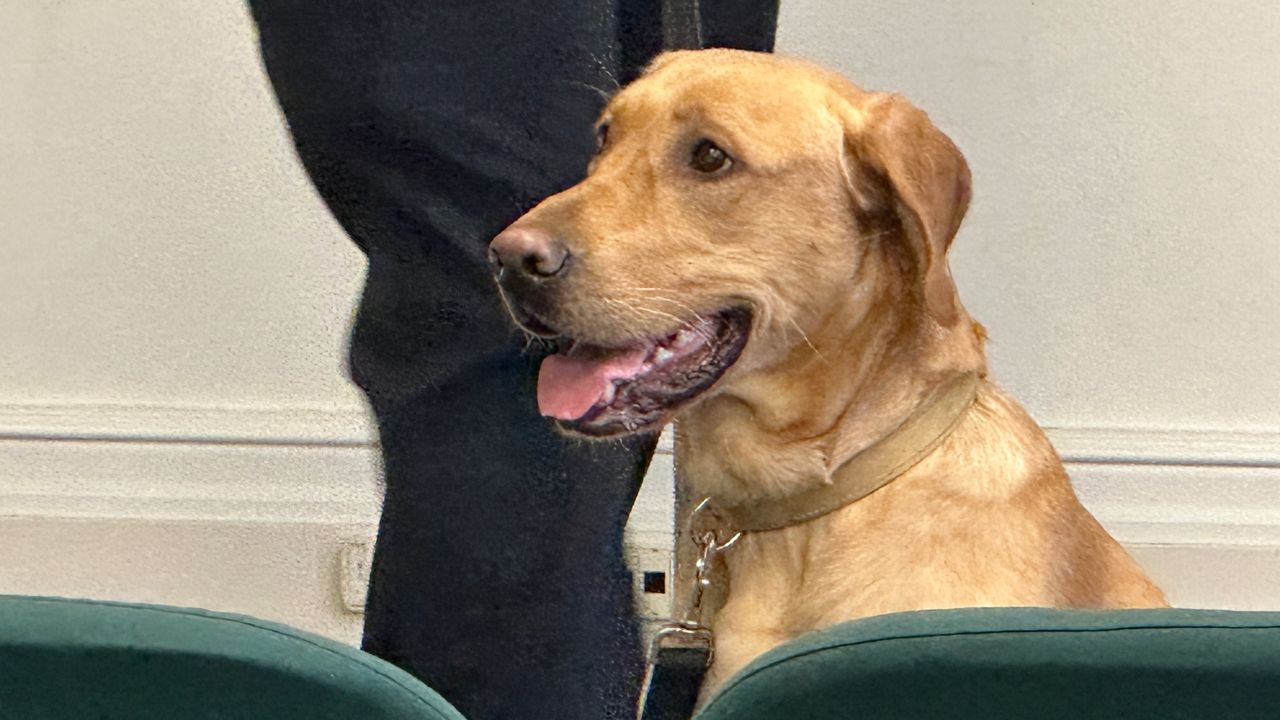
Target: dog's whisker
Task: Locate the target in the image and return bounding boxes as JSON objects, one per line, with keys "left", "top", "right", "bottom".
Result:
{"left": 787, "top": 318, "right": 831, "bottom": 366}
{"left": 629, "top": 305, "right": 714, "bottom": 341}
{"left": 569, "top": 80, "right": 615, "bottom": 103}
{"left": 599, "top": 298, "right": 656, "bottom": 334}
{"left": 625, "top": 289, "right": 721, "bottom": 341}
{"left": 599, "top": 296, "right": 718, "bottom": 344}
{"left": 585, "top": 51, "right": 622, "bottom": 89}
{"left": 859, "top": 229, "right": 894, "bottom": 243}
{"left": 628, "top": 290, "right": 712, "bottom": 323}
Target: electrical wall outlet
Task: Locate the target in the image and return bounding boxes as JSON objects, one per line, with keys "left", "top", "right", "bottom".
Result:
{"left": 338, "top": 540, "right": 374, "bottom": 614}
{"left": 625, "top": 540, "right": 675, "bottom": 623}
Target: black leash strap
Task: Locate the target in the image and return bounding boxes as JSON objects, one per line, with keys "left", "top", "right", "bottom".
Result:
{"left": 637, "top": 625, "right": 713, "bottom": 720}
{"left": 641, "top": 7, "right": 711, "bottom": 717}
{"left": 660, "top": 0, "right": 702, "bottom": 50}
{"left": 638, "top": 500, "right": 740, "bottom": 720}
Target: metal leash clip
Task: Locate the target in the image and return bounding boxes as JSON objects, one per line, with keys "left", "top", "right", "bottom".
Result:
{"left": 637, "top": 498, "right": 742, "bottom": 720}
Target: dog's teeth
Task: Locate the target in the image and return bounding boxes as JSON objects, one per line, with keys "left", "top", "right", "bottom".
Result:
{"left": 602, "top": 382, "right": 617, "bottom": 404}
{"left": 655, "top": 347, "right": 675, "bottom": 364}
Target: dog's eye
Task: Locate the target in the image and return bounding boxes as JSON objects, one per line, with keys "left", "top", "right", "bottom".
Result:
{"left": 690, "top": 139, "right": 732, "bottom": 174}
{"left": 595, "top": 122, "right": 610, "bottom": 151}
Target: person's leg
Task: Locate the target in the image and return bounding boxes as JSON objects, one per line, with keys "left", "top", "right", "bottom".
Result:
{"left": 700, "top": 0, "right": 781, "bottom": 52}
{"left": 247, "top": 2, "right": 777, "bottom": 717}
{"left": 248, "top": 3, "right": 657, "bottom": 717}
{"left": 659, "top": 0, "right": 780, "bottom": 54}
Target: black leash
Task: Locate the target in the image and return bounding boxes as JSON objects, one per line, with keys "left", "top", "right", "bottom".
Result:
{"left": 639, "top": 7, "right": 718, "bottom": 719}
{"left": 637, "top": 499, "right": 740, "bottom": 720}
{"left": 636, "top": 626, "right": 714, "bottom": 720}
{"left": 660, "top": 0, "right": 702, "bottom": 51}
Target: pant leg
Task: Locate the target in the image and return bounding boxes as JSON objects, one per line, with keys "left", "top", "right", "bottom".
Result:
{"left": 247, "top": 2, "right": 776, "bottom": 717}
{"left": 700, "top": 0, "right": 781, "bottom": 52}
{"left": 248, "top": 3, "right": 657, "bottom": 718}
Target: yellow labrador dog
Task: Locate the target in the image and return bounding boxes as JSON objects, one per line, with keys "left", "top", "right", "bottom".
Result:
{"left": 489, "top": 49, "right": 1167, "bottom": 693}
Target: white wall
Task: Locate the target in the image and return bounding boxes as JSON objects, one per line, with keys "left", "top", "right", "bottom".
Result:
{"left": 0, "top": 0, "right": 676, "bottom": 643}
{"left": 0, "top": 0, "right": 367, "bottom": 409}
{"left": 0, "top": 0, "right": 381, "bottom": 642}
{"left": 1, "top": 0, "right": 1277, "bottom": 645}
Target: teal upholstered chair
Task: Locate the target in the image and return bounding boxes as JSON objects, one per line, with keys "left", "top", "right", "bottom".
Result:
{"left": 0, "top": 595, "right": 464, "bottom": 720}
{"left": 695, "top": 608, "right": 1280, "bottom": 719}
{"left": 4, "top": 596, "right": 1280, "bottom": 719}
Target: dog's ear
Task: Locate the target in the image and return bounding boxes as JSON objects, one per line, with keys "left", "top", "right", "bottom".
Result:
{"left": 837, "top": 92, "right": 971, "bottom": 325}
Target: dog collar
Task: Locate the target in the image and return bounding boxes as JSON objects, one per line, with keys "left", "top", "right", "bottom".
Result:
{"left": 714, "top": 371, "right": 981, "bottom": 533}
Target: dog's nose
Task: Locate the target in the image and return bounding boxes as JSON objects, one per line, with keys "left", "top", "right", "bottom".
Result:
{"left": 489, "top": 226, "right": 569, "bottom": 279}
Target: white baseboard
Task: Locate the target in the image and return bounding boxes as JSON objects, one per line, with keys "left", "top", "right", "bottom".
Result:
{"left": 0, "top": 401, "right": 683, "bottom": 531}
{"left": 9, "top": 400, "right": 1274, "bottom": 460}
{"left": 0, "top": 400, "right": 383, "bottom": 524}
{"left": 2, "top": 400, "right": 1279, "bottom": 543}
{"left": 0, "top": 400, "right": 375, "bottom": 447}
{"left": 1046, "top": 426, "right": 1280, "bottom": 469}
{"left": 5, "top": 397, "right": 1274, "bottom": 543}
{"left": 1, "top": 399, "right": 1278, "bottom": 639}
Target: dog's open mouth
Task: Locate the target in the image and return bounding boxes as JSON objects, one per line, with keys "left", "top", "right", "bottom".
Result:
{"left": 537, "top": 308, "right": 751, "bottom": 436}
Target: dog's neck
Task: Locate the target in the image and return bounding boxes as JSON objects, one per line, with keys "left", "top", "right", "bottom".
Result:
{"left": 677, "top": 260, "right": 986, "bottom": 507}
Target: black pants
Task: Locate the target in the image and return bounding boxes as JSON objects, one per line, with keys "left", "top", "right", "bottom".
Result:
{"left": 248, "top": 3, "right": 776, "bottom": 718}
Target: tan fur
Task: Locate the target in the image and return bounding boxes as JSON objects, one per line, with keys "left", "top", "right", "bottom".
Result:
{"left": 502, "top": 49, "right": 1167, "bottom": 695}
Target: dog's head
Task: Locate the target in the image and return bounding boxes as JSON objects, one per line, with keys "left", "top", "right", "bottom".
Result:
{"left": 490, "top": 50, "right": 974, "bottom": 437}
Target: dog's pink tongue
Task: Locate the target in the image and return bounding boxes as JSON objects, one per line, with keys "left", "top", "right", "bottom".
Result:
{"left": 538, "top": 346, "right": 649, "bottom": 420}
